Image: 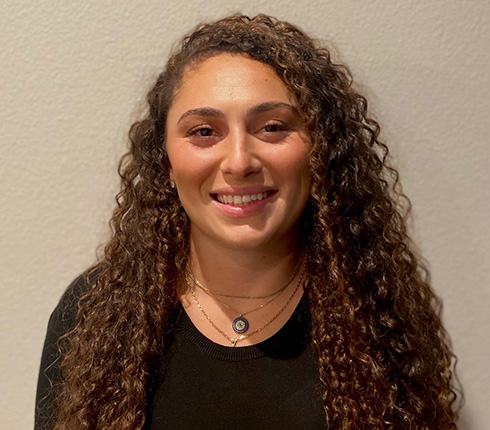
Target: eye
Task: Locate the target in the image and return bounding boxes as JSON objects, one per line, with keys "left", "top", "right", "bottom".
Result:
{"left": 263, "top": 122, "right": 290, "bottom": 133}
{"left": 256, "top": 121, "right": 291, "bottom": 143}
{"left": 185, "top": 124, "right": 222, "bottom": 147}
{"left": 187, "top": 125, "right": 215, "bottom": 137}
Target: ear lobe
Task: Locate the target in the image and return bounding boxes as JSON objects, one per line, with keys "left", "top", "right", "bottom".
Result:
{"left": 168, "top": 169, "right": 177, "bottom": 189}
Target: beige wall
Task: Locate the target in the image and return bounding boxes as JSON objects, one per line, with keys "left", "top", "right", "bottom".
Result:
{"left": 1, "top": 0, "right": 488, "bottom": 428}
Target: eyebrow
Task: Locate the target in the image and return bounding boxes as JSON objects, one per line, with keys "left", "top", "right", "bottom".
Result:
{"left": 177, "top": 102, "right": 300, "bottom": 124}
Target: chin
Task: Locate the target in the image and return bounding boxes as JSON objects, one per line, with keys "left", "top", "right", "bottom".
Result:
{"left": 223, "top": 236, "right": 274, "bottom": 251}
{"left": 216, "top": 226, "right": 297, "bottom": 252}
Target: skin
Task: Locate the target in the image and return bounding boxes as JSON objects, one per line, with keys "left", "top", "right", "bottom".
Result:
{"left": 165, "top": 54, "right": 312, "bottom": 346}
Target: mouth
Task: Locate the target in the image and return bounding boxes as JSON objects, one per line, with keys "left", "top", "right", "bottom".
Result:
{"left": 211, "top": 190, "right": 277, "bottom": 207}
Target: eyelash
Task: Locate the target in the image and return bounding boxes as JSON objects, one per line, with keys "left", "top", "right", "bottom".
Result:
{"left": 187, "top": 121, "right": 290, "bottom": 138}
{"left": 187, "top": 125, "right": 215, "bottom": 137}
{"left": 263, "top": 122, "right": 290, "bottom": 133}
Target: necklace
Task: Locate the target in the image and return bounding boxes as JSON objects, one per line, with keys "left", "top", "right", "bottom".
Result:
{"left": 187, "top": 274, "right": 284, "bottom": 334}
{"left": 187, "top": 268, "right": 305, "bottom": 347}
{"left": 186, "top": 257, "right": 303, "bottom": 334}
{"left": 186, "top": 256, "right": 303, "bottom": 299}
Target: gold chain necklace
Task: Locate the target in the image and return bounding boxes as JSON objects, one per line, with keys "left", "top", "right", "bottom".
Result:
{"left": 186, "top": 257, "right": 303, "bottom": 334}
{"left": 191, "top": 277, "right": 284, "bottom": 317}
{"left": 186, "top": 256, "right": 303, "bottom": 299}
{"left": 186, "top": 273, "right": 285, "bottom": 334}
{"left": 187, "top": 268, "right": 305, "bottom": 347}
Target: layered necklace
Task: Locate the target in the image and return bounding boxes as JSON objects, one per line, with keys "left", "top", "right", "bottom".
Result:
{"left": 185, "top": 259, "right": 305, "bottom": 347}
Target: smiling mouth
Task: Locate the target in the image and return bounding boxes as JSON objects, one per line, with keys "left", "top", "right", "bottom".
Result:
{"left": 211, "top": 191, "right": 276, "bottom": 206}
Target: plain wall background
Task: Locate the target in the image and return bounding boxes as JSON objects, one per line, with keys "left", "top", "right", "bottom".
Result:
{"left": 1, "top": 0, "right": 489, "bottom": 428}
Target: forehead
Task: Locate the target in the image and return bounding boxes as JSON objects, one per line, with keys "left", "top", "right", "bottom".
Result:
{"left": 170, "top": 53, "right": 296, "bottom": 110}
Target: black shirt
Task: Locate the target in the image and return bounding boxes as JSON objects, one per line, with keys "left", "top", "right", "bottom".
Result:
{"left": 35, "top": 274, "right": 327, "bottom": 429}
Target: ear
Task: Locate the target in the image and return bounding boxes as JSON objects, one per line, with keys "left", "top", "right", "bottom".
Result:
{"left": 168, "top": 167, "right": 177, "bottom": 190}
{"left": 164, "top": 142, "right": 173, "bottom": 181}
{"left": 168, "top": 161, "right": 174, "bottom": 182}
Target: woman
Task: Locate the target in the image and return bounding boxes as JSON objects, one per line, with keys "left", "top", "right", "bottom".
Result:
{"left": 35, "top": 13, "right": 460, "bottom": 429}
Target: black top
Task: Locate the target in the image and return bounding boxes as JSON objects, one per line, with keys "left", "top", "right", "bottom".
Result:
{"left": 35, "top": 274, "right": 327, "bottom": 429}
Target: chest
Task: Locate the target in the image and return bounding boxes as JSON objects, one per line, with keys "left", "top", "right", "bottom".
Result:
{"left": 146, "top": 332, "right": 327, "bottom": 429}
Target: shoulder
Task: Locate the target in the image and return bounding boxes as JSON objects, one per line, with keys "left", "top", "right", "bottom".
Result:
{"left": 49, "top": 266, "right": 101, "bottom": 336}
{"left": 35, "top": 266, "right": 102, "bottom": 429}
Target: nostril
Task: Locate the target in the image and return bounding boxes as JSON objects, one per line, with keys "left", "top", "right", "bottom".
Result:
{"left": 220, "top": 148, "right": 262, "bottom": 176}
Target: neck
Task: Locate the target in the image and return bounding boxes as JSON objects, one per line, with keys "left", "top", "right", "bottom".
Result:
{"left": 187, "top": 230, "right": 303, "bottom": 298}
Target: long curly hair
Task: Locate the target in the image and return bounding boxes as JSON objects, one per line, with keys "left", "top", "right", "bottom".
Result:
{"left": 53, "top": 13, "right": 461, "bottom": 429}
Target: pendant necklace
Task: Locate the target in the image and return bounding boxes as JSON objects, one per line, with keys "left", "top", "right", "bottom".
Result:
{"left": 186, "top": 267, "right": 305, "bottom": 347}
{"left": 186, "top": 257, "right": 303, "bottom": 335}
{"left": 187, "top": 275, "right": 283, "bottom": 334}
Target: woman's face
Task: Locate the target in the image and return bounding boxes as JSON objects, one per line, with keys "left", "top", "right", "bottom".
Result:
{"left": 165, "top": 53, "right": 311, "bottom": 251}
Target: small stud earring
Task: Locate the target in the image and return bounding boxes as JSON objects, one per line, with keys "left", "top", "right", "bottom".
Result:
{"left": 169, "top": 181, "right": 176, "bottom": 189}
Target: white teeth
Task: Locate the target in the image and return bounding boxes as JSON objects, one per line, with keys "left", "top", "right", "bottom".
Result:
{"left": 215, "top": 192, "right": 272, "bottom": 206}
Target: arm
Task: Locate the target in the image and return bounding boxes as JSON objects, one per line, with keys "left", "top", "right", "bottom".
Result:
{"left": 34, "top": 271, "right": 94, "bottom": 429}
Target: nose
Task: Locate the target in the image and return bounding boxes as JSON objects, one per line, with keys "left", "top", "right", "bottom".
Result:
{"left": 220, "top": 128, "right": 262, "bottom": 178}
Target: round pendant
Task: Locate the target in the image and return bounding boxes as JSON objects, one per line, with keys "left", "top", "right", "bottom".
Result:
{"left": 232, "top": 316, "right": 249, "bottom": 334}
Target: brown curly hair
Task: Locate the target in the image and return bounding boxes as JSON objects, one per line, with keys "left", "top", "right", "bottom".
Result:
{"left": 52, "top": 13, "right": 461, "bottom": 429}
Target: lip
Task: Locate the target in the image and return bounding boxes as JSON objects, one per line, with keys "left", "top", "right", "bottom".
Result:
{"left": 211, "top": 187, "right": 278, "bottom": 218}
{"left": 210, "top": 186, "right": 277, "bottom": 196}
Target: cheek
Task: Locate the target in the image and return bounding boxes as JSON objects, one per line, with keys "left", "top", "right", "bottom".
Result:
{"left": 277, "top": 151, "right": 311, "bottom": 186}
{"left": 286, "top": 158, "right": 311, "bottom": 207}
{"left": 168, "top": 148, "right": 215, "bottom": 191}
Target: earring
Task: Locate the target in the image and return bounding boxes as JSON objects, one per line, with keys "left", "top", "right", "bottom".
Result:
{"left": 169, "top": 181, "right": 176, "bottom": 189}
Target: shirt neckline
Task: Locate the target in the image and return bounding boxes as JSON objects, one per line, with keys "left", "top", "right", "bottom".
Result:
{"left": 175, "top": 294, "right": 310, "bottom": 362}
